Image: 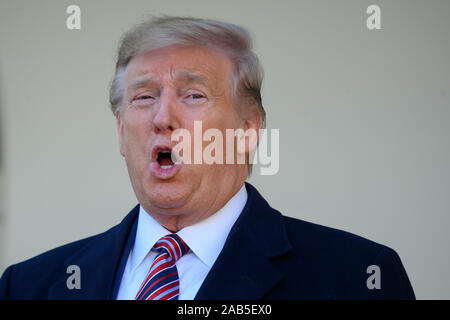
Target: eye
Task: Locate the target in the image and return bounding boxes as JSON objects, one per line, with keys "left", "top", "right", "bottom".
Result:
{"left": 136, "top": 95, "right": 153, "bottom": 100}
{"left": 129, "top": 93, "right": 155, "bottom": 108}
{"left": 184, "top": 91, "right": 207, "bottom": 104}
{"left": 131, "top": 94, "right": 155, "bottom": 104}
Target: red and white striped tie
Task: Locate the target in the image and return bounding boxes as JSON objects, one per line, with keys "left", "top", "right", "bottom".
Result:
{"left": 135, "top": 234, "right": 189, "bottom": 300}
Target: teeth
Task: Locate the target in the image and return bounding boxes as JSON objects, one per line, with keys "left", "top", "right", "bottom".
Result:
{"left": 160, "top": 165, "right": 173, "bottom": 170}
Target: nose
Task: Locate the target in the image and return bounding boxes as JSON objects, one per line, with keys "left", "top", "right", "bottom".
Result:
{"left": 152, "top": 90, "right": 180, "bottom": 134}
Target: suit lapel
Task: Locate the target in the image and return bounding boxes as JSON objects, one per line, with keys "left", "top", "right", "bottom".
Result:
{"left": 48, "top": 205, "right": 139, "bottom": 299}
{"left": 195, "top": 183, "right": 292, "bottom": 299}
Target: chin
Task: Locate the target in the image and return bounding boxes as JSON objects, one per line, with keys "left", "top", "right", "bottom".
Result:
{"left": 143, "top": 179, "right": 191, "bottom": 211}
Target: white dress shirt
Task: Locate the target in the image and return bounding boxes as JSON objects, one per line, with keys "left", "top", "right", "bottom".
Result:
{"left": 116, "top": 184, "right": 248, "bottom": 300}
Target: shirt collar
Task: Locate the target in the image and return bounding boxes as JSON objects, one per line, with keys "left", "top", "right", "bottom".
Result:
{"left": 177, "top": 184, "right": 248, "bottom": 268}
{"left": 130, "top": 184, "right": 248, "bottom": 271}
{"left": 129, "top": 205, "right": 171, "bottom": 272}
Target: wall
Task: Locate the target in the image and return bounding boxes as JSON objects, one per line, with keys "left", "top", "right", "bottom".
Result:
{"left": 0, "top": 0, "right": 449, "bottom": 299}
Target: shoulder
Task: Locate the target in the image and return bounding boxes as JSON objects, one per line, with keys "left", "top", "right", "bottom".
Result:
{"left": 281, "top": 212, "right": 408, "bottom": 272}
{"left": 0, "top": 204, "right": 139, "bottom": 299}
{"left": 0, "top": 205, "right": 139, "bottom": 300}
{"left": 275, "top": 213, "right": 415, "bottom": 299}
{"left": 6, "top": 232, "right": 102, "bottom": 272}
{"left": 0, "top": 232, "right": 104, "bottom": 299}
{"left": 282, "top": 214, "right": 389, "bottom": 259}
{"left": 0, "top": 208, "right": 136, "bottom": 300}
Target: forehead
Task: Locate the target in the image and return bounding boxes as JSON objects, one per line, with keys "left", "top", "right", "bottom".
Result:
{"left": 125, "top": 44, "right": 235, "bottom": 87}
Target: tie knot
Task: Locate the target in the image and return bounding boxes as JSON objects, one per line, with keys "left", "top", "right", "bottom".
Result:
{"left": 154, "top": 234, "right": 189, "bottom": 262}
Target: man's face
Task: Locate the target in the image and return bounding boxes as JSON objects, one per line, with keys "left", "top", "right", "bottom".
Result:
{"left": 117, "top": 44, "right": 249, "bottom": 226}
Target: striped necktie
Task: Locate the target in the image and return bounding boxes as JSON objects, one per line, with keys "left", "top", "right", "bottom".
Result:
{"left": 135, "top": 234, "right": 189, "bottom": 300}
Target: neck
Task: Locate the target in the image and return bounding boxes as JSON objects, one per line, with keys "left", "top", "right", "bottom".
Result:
{"left": 148, "top": 179, "right": 246, "bottom": 232}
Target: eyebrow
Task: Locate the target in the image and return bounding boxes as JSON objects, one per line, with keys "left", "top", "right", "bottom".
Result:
{"left": 128, "top": 74, "right": 159, "bottom": 91}
{"left": 128, "top": 69, "right": 210, "bottom": 92}
{"left": 173, "top": 69, "right": 210, "bottom": 87}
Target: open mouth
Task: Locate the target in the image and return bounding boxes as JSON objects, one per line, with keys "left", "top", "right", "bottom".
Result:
{"left": 151, "top": 146, "right": 181, "bottom": 179}
{"left": 157, "top": 151, "right": 174, "bottom": 169}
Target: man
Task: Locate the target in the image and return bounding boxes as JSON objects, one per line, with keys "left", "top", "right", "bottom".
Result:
{"left": 0, "top": 16, "right": 414, "bottom": 300}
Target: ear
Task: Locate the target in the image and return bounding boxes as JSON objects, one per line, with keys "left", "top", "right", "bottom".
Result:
{"left": 236, "top": 109, "right": 263, "bottom": 156}
{"left": 116, "top": 111, "right": 125, "bottom": 157}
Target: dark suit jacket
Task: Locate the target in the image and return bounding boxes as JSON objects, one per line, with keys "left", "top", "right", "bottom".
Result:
{"left": 0, "top": 183, "right": 415, "bottom": 299}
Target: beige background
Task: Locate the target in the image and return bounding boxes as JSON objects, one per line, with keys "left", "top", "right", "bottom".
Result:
{"left": 0, "top": 0, "right": 449, "bottom": 299}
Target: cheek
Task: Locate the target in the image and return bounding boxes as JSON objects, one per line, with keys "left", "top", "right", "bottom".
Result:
{"left": 122, "top": 110, "right": 153, "bottom": 153}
